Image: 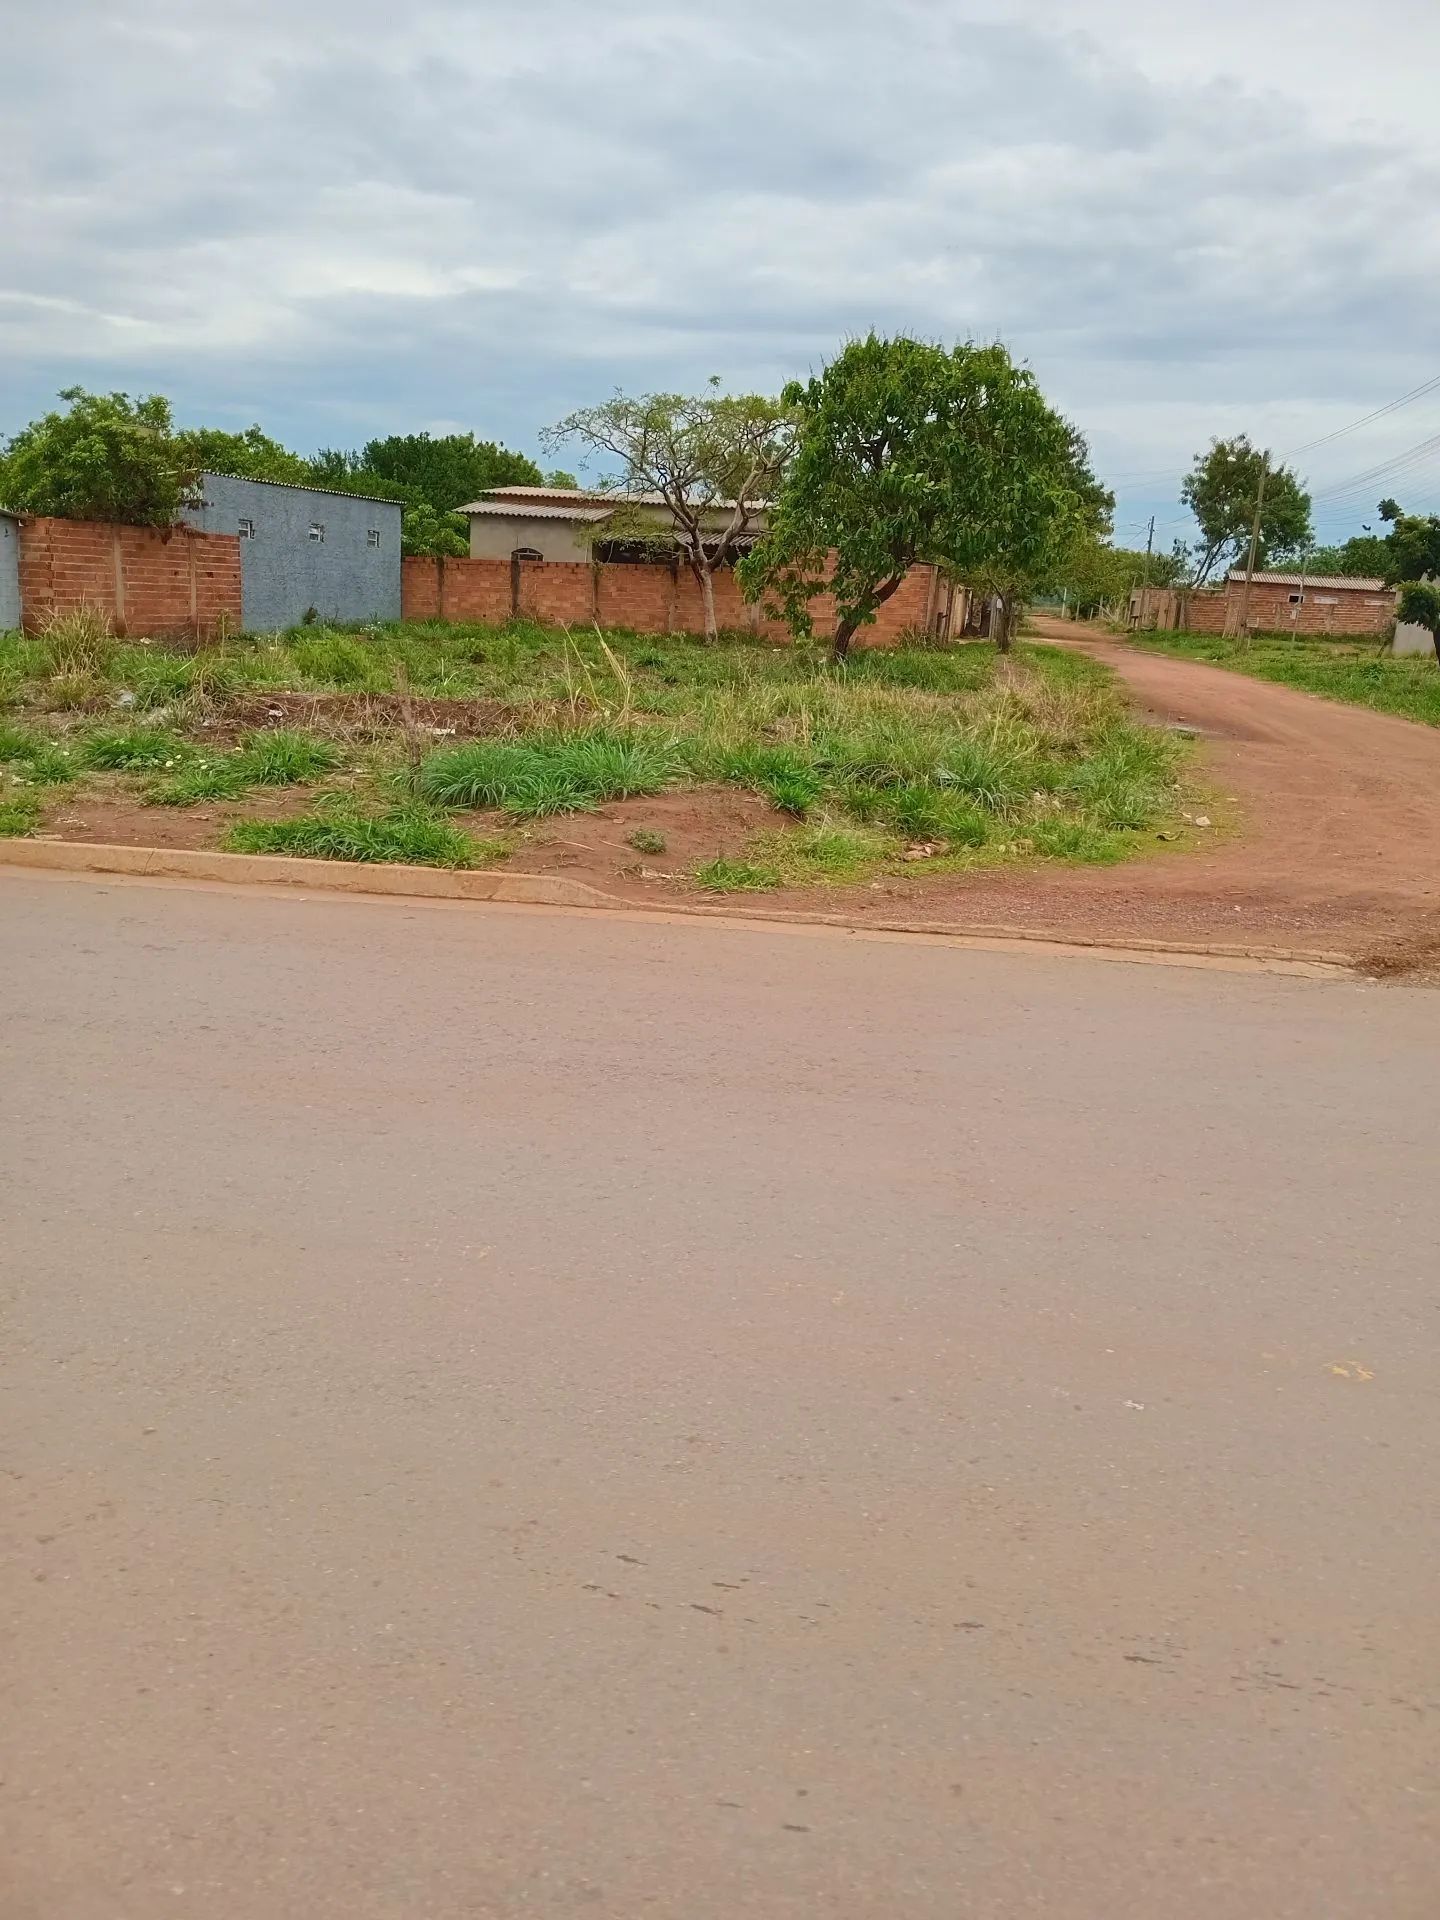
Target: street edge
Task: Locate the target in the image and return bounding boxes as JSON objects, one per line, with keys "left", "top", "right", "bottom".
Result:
{"left": 0, "top": 836, "right": 1367, "bottom": 977}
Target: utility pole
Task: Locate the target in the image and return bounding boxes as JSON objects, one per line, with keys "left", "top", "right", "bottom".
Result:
{"left": 1139, "top": 515, "right": 1155, "bottom": 626}
{"left": 1236, "top": 453, "right": 1269, "bottom": 644}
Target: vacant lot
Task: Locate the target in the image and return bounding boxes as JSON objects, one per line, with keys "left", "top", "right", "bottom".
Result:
{"left": 1127, "top": 628, "right": 1440, "bottom": 728}
{"left": 0, "top": 615, "right": 1182, "bottom": 893}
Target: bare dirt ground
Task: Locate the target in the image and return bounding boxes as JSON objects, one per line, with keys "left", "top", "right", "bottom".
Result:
{"left": 26, "top": 622, "right": 1440, "bottom": 969}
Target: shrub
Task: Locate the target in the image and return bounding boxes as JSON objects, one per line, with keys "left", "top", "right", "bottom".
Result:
{"left": 628, "top": 828, "right": 667, "bottom": 855}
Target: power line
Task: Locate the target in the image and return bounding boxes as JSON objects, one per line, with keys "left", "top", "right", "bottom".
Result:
{"left": 1283, "top": 373, "right": 1440, "bottom": 459}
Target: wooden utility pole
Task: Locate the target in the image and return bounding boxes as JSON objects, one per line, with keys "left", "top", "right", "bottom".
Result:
{"left": 1236, "top": 454, "right": 1269, "bottom": 643}
{"left": 1139, "top": 515, "right": 1155, "bottom": 625}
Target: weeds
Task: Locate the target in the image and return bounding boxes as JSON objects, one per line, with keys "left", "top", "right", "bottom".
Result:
{"left": 0, "top": 723, "right": 77, "bottom": 784}
{"left": 627, "top": 827, "right": 668, "bottom": 855}
{"left": 0, "top": 793, "right": 40, "bottom": 836}
{"left": 225, "top": 804, "right": 491, "bottom": 868}
{"left": 41, "top": 606, "right": 115, "bottom": 678}
{"left": 79, "top": 726, "right": 191, "bottom": 770}
{"left": 419, "top": 726, "right": 680, "bottom": 816}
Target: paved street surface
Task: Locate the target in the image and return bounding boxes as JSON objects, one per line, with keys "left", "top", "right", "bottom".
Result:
{"left": 3, "top": 872, "right": 1438, "bottom": 1920}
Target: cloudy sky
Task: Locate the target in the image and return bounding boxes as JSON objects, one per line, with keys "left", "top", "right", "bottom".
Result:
{"left": 4, "top": 0, "right": 1437, "bottom": 547}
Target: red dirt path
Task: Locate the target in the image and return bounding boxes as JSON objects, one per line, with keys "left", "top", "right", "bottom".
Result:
{"left": 709, "top": 620, "right": 1440, "bottom": 969}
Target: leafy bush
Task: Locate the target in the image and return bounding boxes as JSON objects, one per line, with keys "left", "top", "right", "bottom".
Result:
{"left": 2, "top": 388, "right": 195, "bottom": 525}
{"left": 627, "top": 828, "right": 668, "bottom": 855}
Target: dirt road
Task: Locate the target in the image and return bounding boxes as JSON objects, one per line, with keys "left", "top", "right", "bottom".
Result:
{"left": 801, "top": 619, "right": 1440, "bottom": 967}
{"left": 4, "top": 873, "right": 1439, "bottom": 1919}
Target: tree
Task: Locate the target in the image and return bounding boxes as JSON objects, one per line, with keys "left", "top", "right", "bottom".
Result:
{"left": 741, "top": 335, "right": 1097, "bottom": 661}
{"left": 543, "top": 468, "right": 578, "bottom": 489}
{"left": 1396, "top": 582, "right": 1440, "bottom": 663}
{"left": 1048, "top": 536, "right": 1185, "bottom": 616}
{"left": 1, "top": 387, "right": 196, "bottom": 526}
{"left": 546, "top": 383, "right": 793, "bottom": 641}
{"left": 1383, "top": 514, "right": 1440, "bottom": 587}
{"left": 1180, "top": 436, "right": 1311, "bottom": 585}
{"left": 401, "top": 503, "right": 469, "bottom": 557}
{"left": 355, "top": 433, "right": 542, "bottom": 512}
{"left": 173, "top": 423, "right": 311, "bottom": 485}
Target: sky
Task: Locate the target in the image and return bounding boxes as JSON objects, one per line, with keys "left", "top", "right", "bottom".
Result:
{"left": 4, "top": 0, "right": 1438, "bottom": 551}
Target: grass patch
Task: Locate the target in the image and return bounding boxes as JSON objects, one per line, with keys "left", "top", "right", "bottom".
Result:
{"left": 224, "top": 805, "right": 493, "bottom": 868}
{"left": 1129, "top": 631, "right": 1440, "bottom": 728}
{"left": 419, "top": 725, "right": 681, "bottom": 816}
{"left": 0, "top": 722, "right": 78, "bottom": 784}
{"left": 143, "top": 729, "right": 338, "bottom": 805}
{"left": 0, "top": 619, "right": 1183, "bottom": 877}
{"left": 628, "top": 827, "right": 667, "bottom": 855}
{"left": 0, "top": 792, "right": 40, "bottom": 836}
{"left": 78, "top": 725, "right": 191, "bottom": 770}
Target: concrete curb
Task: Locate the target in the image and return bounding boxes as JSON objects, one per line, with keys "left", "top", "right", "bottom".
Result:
{"left": 0, "top": 838, "right": 620, "bottom": 909}
{"left": 1, "top": 837, "right": 1361, "bottom": 976}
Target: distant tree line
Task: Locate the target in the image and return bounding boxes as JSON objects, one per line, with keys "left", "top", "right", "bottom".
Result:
{"left": 0, "top": 388, "right": 572, "bottom": 556}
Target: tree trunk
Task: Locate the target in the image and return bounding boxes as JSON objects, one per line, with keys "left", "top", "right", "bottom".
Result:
{"left": 699, "top": 564, "right": 718, "bottom": 643}
{"left": 831, "top": 615, "right": 860, "bottom": 665}
{"left": 994, "top": 595, "right": 1014, "bottom": 653}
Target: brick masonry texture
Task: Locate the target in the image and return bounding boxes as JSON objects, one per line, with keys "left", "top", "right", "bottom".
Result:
{"left": 1172, "top": 582, "right": 1396, "bottom": 638}
{"left": 402, "top": 556, "right": 940, "bottom": 645}
{"left": 19, "top": 517, "right": 243, "bottom": 639}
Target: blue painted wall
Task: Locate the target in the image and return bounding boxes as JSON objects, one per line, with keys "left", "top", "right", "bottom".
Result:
{"left": 183, "top": 474, "right": 402, "bottom": 631}
{"left": 0, "top": 513, "right": 20, "bottom": 632}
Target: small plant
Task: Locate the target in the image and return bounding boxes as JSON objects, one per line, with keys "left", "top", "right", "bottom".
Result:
{"left": 41, "top": 606, "right": 116, "bottom": 678}
{"left": 225, "top": 805, "right": 489, "bottom": 868}
{"left": 0, "top": 793, "right": 40, "bottom": 836}
{"left": 144, "top": 756, "right": 252, "bottom": 806}
{"left": 694, "top": 855, "right": 783, "bottom": 892}
{"left": 627, "top": 827, "right": 668, "bottom": 855}
{"left": 239, "top": 728, "right": 339, "bottom": 786}
{"left": 79, "top": 726, "right": 190, "bottom": 770}
{"left": 0, "top": 724, "right": 77, "bottom": 784}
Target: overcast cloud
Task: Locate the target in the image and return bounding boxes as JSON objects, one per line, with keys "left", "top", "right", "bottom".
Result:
{"left": 3, "top": 0, "right": 1437, "bottom": 542}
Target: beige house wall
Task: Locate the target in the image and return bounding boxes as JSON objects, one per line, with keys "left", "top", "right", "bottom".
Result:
{"left": 468, "top": 515, "right": 596, "bottom": 563}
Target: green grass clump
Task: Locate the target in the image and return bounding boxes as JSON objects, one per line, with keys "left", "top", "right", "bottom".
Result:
{"left": 79, "top": 726, "right": 191, "bottom": 770}
{"left": 239, "top": 728, "right": 340, "bottom": 785}
{"left": 694, "top": 856, "right": 784, "bottom": 893}
{"left": 0, "top": 723, "right": 77, "bottom": 784}
{"left": 143, "top": 729, "right": 337, "bottom": 805}
{"left": 419, "top": 726, "right": 680, "bottom": 816}
{"left": 627, "top": 827, "right": 667, "bottom": 855}
{"left": 224, "top": 806, "right": 490, "bottom": 868}
{"left": 0, "top": 793, "right": 40, "bottom": 836}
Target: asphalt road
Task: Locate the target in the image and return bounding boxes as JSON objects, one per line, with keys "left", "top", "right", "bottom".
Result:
{"left": 3, "top": 872, "right": 1438, "bottom": 1920}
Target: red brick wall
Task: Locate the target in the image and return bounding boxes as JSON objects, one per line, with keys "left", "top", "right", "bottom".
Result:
{"left": 19, "top": 516, "right": 242, "bottom": 639}
{"left": 1179, "top": 582, "right": 1396, "bottom": 637}
{"left": 402, "top": 554, "right": 940, "bottom": 646}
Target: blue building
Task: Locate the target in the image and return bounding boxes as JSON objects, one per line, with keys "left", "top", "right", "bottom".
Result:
{"left": 183, "top": 473, "right": 402, "bottom": 632}
{"left": 0, "top": 510, "right": 21, "bottom": 632}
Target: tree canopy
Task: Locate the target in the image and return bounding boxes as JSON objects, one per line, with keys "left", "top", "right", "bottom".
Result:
{"left": 1046, "top": 536, "right": 1185, "bottom": 615}
{"left": 171, "top": 423, "right": 312, "bottom": 486}
{"left": 1180, "top": 436, "right": 1311, "bottom": 585}
{"left": 1383, "top": 512, "right": 1440, "bottom": 587}
{"left": 546, "top": 384, "right": 793, "bottom": 640}
{"left": 355, "top": 432, "right": 543, "bottom": 511}
{"left": 741, "top": 335, "right": 1101, "bottom": 659}
{"left": 1, "top": 387, "right": 197, "bottom": 526}
{"left": 1396, "top": 581, "right": 1440, "bottom": 662}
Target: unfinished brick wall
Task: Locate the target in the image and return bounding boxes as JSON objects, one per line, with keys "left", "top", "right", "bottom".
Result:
{"left": 19, "top": 517, "right": 242, "bottom": 639}
{"left": 1177, "top": 582, "right": 1396, "bottom": 638}
{"left": 402, "top": 554, "right": 940, "bottom": 646}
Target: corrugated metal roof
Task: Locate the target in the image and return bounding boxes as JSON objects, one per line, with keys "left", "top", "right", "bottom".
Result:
{"left": 199, "top": 470, "right": 405, "bottom": 508}
{"left": 1225, "top": 569, "right": 1389, "bottom": 591}
{"left": 458, "top": 499, "right": 616, "bottom": 522}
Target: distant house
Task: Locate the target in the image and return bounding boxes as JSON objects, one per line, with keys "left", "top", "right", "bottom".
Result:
{"left": 1131, "top": 570, "right": 1396, "bottom": 639}
{"left": 458, "top": 485, "right": 769, "bottom": 566}
{"left": 182, "top": 472, "right": 403, "bottom": 630}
